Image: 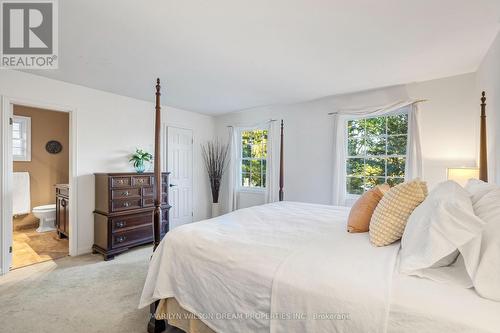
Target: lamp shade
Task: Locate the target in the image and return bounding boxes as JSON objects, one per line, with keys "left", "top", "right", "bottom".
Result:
{"left": 447, "top": 167, "right": 479, "bottom": 187}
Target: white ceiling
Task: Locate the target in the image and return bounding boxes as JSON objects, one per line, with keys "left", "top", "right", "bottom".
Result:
{"left": 27, "top": 0, "right": 500, "bottom": 114}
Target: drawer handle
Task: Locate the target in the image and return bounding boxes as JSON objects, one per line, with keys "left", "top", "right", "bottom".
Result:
{"left": 123, "top": 202, "right": 130, "bottom": 207}
{"left": 61, "top": 199, "right": 67, "bottom": 207}
{"left": 116, "top": 221, "right": 126, "bottom": 228}
{"left": 137, "top": 178, "right": 144, "bottom": 183}
{"left": 122, "top": 191, "right": 129, "bottom": 196}
{"left": 116, "top": 235, "right": 127, "bottom": 243}
{"left": 117, "top": 179, "right": 124, "bottom": 184}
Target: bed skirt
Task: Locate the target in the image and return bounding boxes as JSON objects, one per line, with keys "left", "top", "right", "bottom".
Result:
{"left": 155, "top": 298, "right": 216, "bottom": 333}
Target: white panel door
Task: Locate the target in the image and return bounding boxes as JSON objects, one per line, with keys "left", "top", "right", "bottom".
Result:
{"left": 167, "top": 127, "right": 193, "bottom": 229}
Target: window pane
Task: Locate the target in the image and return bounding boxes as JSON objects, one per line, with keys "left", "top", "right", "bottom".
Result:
{"left": 366, "top": 117, "right": 386, "bottom": 136}
{"left": 387, "top": 135, "right": 407, "bottom": 155}
{"left": 365, "top": 136, "right": 386, "bottom": 156}
{"left": 242, "top": 160, "right": 250, "bottom": 173}
{"left": 387, "top": 114, "right": 408, "bottom": 135}
{"left": 387, "top": 177, "right": 404, "bottom": 186}
{"left": 365, "top": 158, "right": 385, "bottom": 177}
{"left": 365, "top": 177, "right": 385, "bottom": 190}
{"left": 346, "top": 158, "right": 364, "bottom": 176}
{"left": 387, "top": 157, "right": 405, "bottom": 177}
{"left": 12, "top": 123, "right": 20, "bottom": 131}
{"left": 13, "top": 148, "right": 22, "bottom": 156}
{"left": 251, "top": 143, "right": 266, "bottom": 158}
{"left": 347, "top": 119, "right": 365, "bottom": 137}
{"left": 242, "top": 144, "right": 251, "bottom": 158}
{"left": 348, "top": 137, "right": 365, "bottom": 156}
{"left": 347, "top": 177, "right": 364, "bottom": 195}
{"left": 241, "top": 173, "right": 250, "bottom": 187}
{"left": 251, "top": 160, "right": 262, "bottom": 187}
{"left": 262, "top": 159, "right": 267, "bottom": 187}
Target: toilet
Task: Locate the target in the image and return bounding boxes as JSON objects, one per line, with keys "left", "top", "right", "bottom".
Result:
{"left": 32, "top": 204, "right": 57, "bottom": 233}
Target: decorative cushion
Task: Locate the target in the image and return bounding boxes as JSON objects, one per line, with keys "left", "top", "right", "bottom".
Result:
{"left": 347, "top": 184, "right": 390, "bottom": 233}
{"left": 369, "top": 179, "right": 428, "bottom": 246}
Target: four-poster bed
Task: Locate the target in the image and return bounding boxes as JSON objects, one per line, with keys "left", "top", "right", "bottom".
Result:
{"left": 145, "top": 80, "right": 495, "bottom": 333}
{"left": 147, "top": 79, "right": 285, "bottom": 333}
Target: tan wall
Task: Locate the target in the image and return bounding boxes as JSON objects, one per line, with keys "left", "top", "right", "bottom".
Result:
{"left": 13, "top": 105, "right": 69, "bottom": 209}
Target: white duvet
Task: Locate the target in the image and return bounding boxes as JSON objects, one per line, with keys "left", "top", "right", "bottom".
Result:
{"left": 139, "top": 201, "right": 400, "bottom": 333}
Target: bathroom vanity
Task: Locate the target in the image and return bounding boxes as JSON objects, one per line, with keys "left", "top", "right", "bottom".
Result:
{"left": 92, "top": 172, "right": 171, "bottom": 260}
{"left": 55, "top": 184, "right": 70, "bottom": 239}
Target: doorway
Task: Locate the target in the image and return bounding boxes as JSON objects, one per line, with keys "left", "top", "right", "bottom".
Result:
{"left": 11, "top": 105, "right": 70, "bottom": 269}
{"left": 1, "top": 97, "right": 78, "bottom": 275}
{"left": 167, "top": 127, "right": 194, "bottom": 229}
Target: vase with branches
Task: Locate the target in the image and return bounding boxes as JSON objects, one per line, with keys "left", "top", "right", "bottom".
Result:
{"left": 201, "top": 139, "right": 229, "bottom": 217}
{"left": 129, "top": 148, "right": 153, "bottom": 173}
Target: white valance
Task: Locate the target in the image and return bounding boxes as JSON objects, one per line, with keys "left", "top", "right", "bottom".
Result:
{"left": 331, "top": 100, "right": 424, "bottom": 206}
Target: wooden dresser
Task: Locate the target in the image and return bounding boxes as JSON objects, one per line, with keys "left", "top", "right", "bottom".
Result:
{"left": 55, "top": 184, "right": 70, "bottom": 239}
{"left": 93, "top": 172, "right": 170, "bottom": 260}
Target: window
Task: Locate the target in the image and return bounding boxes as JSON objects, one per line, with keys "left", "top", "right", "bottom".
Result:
{"left": 12, "top": 115, "right": 31, "bottom": 162}
{"left": 240, "top": 129, "right": 267, "bottom": 189}
{"left": 346, "top": 113, "right": 408, "bottom": 195}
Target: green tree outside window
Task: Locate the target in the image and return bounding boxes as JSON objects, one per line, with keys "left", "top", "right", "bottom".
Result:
{"left": 346, "top": 113, "right": 408, "bottom": 194}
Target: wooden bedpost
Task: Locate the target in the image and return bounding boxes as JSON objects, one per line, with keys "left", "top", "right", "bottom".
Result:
{"left": 153, "top": 78, "right": 162, "bottom": 250}
{"left": 148, "top": 79, "right": 167, "bottom": 333}
{"left": 479, "top": 91, "right": 488, "bottom": 182}
{"left": 279, "top": 119, "right": 284, "bottom": 201}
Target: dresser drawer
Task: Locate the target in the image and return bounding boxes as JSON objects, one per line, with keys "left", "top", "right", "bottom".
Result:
{"left": 111, "top": 212, "right": 152, "bottom": 232}
{"left": 56, "top": 186, "right": 69, "bottom": 197}
{"left": 111, "top": 188, "right": 141, "bottom": 199}
{"left": 132, "top": 176, "right": 151, "bottom": 186}
{"left": 142, "top": 186, "right": 154, "bottom": 197}
{"left": 111, "top": 176, "right": 131, "bottom": 188}
{"left": 112, "top": 225, "right": 153, "bottom": 248}
{"left": 111, "top": 198, "right": 141, "bottom": 212}
{"left": 142, "top": 197, "right": 154, "bottom": 208}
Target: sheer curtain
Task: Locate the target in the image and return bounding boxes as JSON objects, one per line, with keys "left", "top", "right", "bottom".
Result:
{"left": 265, "top": 120, "right": 280, "bottom": 203}
{"left": 332, "top": 100, "right": 423, "bottom": 206}
{"left": 226, "top": 120, "right": 280, "bottom": 212}
{"left": 226, "top": 126, "right": 239, "bottom": 212}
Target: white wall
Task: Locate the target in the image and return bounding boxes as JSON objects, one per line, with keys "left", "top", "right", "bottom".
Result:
{"left": 215, "top": 73, "right": 478, "bottom": 211}
{"left": 0, "top": 70, "right": 215, "bottom": 258}
{"left": 477, "top": 32, "right": 500, "bottom": 184}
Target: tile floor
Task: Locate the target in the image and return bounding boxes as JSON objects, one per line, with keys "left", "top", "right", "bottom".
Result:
{"left": 12, "top": 220, "right": 68, "bottom": 269}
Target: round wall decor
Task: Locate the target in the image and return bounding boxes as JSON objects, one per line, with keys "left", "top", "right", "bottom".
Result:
{"left": 46, "top": 140, "right": 63, "bottom": 154}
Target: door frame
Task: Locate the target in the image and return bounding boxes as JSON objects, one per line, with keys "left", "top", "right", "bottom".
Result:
{"left": 0, "top": 96, "right": 78, "bottom": 275}
{"left": 165, "top": 125, "right": 194, "bottom": 227}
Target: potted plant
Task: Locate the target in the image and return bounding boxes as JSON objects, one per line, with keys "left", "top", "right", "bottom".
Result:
{"left": 201, "top": 139, "right": 229, "bottom": 217}
{"left": 129, "top": 148, "right": 153, "bottom": 173}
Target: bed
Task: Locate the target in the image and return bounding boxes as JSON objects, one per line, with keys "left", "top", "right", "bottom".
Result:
{"left": 143, "top": 83, "right": 498, "bottom": 332}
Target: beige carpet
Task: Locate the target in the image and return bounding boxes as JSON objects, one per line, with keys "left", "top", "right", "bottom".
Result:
{"left": 0, "top": 245, "right": 153, "bottom": 333}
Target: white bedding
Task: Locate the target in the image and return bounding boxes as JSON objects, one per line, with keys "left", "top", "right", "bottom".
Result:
{"left": 140, "top": 201, "right": 500, "bottom": 333}
{"left": 388, "top": 262, "right": 500, "bottom": 333}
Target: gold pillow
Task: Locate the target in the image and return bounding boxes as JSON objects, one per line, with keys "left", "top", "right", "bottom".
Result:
{"left": 369, "top": 180, "right": 428, "bottom": 246}
{"left": 347, "top": 184, "right": 390, "bottom": 233}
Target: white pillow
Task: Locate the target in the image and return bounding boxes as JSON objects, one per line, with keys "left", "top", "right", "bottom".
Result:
{"left": 468, "top": 188, "right": 500, "bottom": 301}
{"left": 400, "top": 181, "right": 485, "bottom": 277}
{"left": 465, "top": 179, "right": 498, "bottom": 204}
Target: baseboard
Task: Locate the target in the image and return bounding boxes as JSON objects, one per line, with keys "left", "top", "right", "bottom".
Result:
{"left": 76, "top": 246, "right": 93, "bottom": 256}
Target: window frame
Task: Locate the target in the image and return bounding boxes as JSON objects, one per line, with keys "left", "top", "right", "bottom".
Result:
{"left": 344, "top": 110, "right": 408, "bottom": 200}
{"left": 237, "top": 127, "right": 268, "bottom": 192}
{"left": 12, "top": 115, "right": 31, "bottom": 162}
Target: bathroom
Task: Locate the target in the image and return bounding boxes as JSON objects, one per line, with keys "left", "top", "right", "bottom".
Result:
{"left": 11, "top": 105, "right": 70, "bottom": 269}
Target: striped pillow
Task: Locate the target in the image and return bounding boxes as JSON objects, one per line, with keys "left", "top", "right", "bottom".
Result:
{"left": 369, "top": 179, "right": 428, "bottom": 246}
